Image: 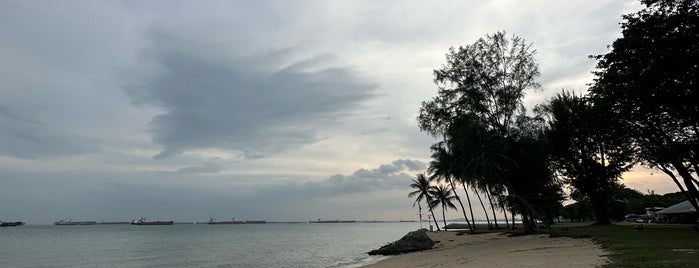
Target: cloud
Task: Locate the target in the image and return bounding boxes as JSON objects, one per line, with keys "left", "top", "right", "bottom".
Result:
{"left": 126, "top": 32, "right": 376, "bottom": 159}
{"left": 0, "top": 158, "right": 426, "bottom": 223}
{"left": 0, "top": 105, "right": 96, "bottom": 158}
{"left": 253, "top": 159, "right": 426, "bottom": 199}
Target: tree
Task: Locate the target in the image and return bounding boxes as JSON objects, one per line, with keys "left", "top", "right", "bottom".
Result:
{"left": 503, "top": 116, "right": 566, "bottom": 230}
{"left": 564, "top": 201, "right": 594, "bottom": 222}
{"left": 428, "top": 184, "right": 459, "bottom": 230}
{"left": 418, "top": 31, "right": 540, "bottom": 137}
{"left": 590, "top": 0, "right": 699, "bottom": 214}
{"left": 428, "top": 142, "right": 475, "bottom": 232}
{"left": 408, "top": 174, "right": 441, "bottom": 231}
{"left": 540, "top": 91, "right": 635, "bottom": 224}
{"left": 417, "top": 31, "right": 561, "bottom": 234}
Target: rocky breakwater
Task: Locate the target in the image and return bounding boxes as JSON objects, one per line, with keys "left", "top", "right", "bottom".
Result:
{"left": 367, "top": 229, "right": 435, "bottom": 255}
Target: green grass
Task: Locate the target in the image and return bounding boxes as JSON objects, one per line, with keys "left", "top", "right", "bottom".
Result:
{"left": 553, "top": 222, "right": 699, "bottom": 268}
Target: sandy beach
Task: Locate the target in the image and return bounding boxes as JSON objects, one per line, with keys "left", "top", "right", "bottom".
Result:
{"left": 364, "top": 231, "right": 608, "bottom": 268}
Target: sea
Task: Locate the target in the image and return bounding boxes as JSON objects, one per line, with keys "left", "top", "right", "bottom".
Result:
{"left": 0, "top": 222, "right": 421, "bottom": 268}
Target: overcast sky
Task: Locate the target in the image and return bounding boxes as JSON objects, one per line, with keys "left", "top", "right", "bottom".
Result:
{"left": 0, "top": 0, "right": 673, "bottom": 224}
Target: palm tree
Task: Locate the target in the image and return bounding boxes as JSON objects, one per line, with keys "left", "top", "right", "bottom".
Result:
{"left": 429, "top": 142, "right": 474, "bottom": 232}
{"left": 429, "top": 184, "right": 458, "bottom": 230}
{"left": 448, "top": 116, "right": 513, "bottom": 229}
{"left": 408, "top": 173, "right": 441, "bottom": 231}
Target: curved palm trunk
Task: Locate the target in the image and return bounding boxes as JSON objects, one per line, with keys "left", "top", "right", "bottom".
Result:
{"left": 496, "top": 194, "right": 510, "bottom": 229}
{"left": 461, "top": 183, "right": 476, "bottom": 232}
{"left": 449, "top": 178, "right": 473, "bottom": 232}
{"left": 462, "top": 187, "right": 476, "bottom": 231}
{"left": 427, "top": 201, "right": 441, "bottom": 231}
{"left": 503, "top": 208, "right": 510, "bottom": 229}
{"left": 474, "top": 189, "right": 492, "bottom": 229}
{"left": 484, "top": 186, "right": 500, "bottom": 229}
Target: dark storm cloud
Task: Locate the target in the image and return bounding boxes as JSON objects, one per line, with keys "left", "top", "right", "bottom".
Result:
{"left": 127, "top": 32, "right": 376, "bottom": 159}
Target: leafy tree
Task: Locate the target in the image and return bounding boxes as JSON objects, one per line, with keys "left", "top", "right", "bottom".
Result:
{"left": 503, "top": 117, "right": 566, "bottom": 230}
{"left": 418, "top": 31, "right": 540, "bottom": 137}
{"left": 590, "top": 0, "right": 699, "bottom": 213}
{"left": 408, "top": 174, "right": 441, "bottom": 231}
{"left": 428, "top": 184, "right": 459, "bottom": 230}
{"left": 564, "top": 201, "right": 594, "bottom": 222}
{"left": 417, "top": 31, "right": 563, "bottom": 234}
{"left": 540, "top": 91, "right": 635, "bottom": 224}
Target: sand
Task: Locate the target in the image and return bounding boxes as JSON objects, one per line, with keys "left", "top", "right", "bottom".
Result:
{"left": 363, "top": 231, "right": 608, "bottom": 268}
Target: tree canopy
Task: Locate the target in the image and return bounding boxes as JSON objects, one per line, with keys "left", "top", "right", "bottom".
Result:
{"left": 409, "top": 0, "right": 699, "bottom": 233}
{"left": 590, "top": 0, "right": 699, "bottom": 211}
{"left": 539, "top": 91, "right": 635, "bottom": 224}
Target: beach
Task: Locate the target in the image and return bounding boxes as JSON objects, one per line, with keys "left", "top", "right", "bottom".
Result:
{"left": 364, "top": 231, "right": 608, "bottom": 268}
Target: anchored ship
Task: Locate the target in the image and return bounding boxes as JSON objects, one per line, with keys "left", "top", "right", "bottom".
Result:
{"left": 131, "top": 218, "right": 174, "bottom": 225}
{"left": 54, "top": 220, "right": 97, "bottom": 225}
{"left": 0, "top": 221, "right": 25, "bottom": 227}
{"left": 207, "top": 218, "right": 266, "bottom": 224}
{"left": 308, "top": 219, "right": 357, "bottom": 223}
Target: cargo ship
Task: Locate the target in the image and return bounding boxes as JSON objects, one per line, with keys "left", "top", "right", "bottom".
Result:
{"left": 54, "top": 220, "right": 97, "bottom": 225}
{"left": 97, "top": 220, "right": 130, "bottom": 225}
{"left": 308, "top": 219, "right": 356, "bottom": 223}
{"left": 0, "top": 221, "right": 25, "bottom": 227}
{"left": 208, "top": 218, "right": 266, "bottom": 224}
{"left": 131, "top": 218, "right": 174, "bottom": 225}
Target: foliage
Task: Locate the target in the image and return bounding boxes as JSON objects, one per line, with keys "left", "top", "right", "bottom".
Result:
{"left": 408, "top": 174, "right": 441, "bottom": 231}
{"left": 540, "top": 91, "right": 635, "bottom": 224}
{"left": 428, "top": 142, "right": 475, "bottom": 232}
{"left": 418, "top": 31, "right": 540, "bottom": 137}
{"left": 417, "top": 31, "right": 563, "bottom": 234}
{"left": 589, "top": 0, "right": 699, "bottom": 211}
{"left": 503, "top": 125, "right": 566, "bottom": 227}
{"left": 563, "top": 201, "right": 595, "bottom": 222}
{"left": 428, "top": 184, "right": 459, "bottom": 228}
{"left": 564, "top": 187, "right": 691, "bottom": 222}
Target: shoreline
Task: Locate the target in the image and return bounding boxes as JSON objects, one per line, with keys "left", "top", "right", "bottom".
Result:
{"left": 362, "top": 231, "right": 608, "bottom": 268}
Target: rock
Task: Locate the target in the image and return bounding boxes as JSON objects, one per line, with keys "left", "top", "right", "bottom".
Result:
{"left": 367, "top": 229, "right": 435, "bottom": 255}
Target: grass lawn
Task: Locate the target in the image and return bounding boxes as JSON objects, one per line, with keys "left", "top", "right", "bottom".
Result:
{"left": 554, "top": 222, "right": 699, "bottom": 267}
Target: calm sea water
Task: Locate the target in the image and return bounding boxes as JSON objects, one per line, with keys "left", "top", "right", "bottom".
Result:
{"left": 0, "top": 222, "right": 419, "bottom": 267}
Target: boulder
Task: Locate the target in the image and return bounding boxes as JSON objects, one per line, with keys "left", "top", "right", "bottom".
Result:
{"left": 367, "top": 229, "right": 435, "bottom": 255}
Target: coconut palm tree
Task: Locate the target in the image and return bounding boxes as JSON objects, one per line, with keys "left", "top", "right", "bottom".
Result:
{"left": 408, "top": 173, "right": 441, "bottom": 231}
{"left": 428, "top": 142, "right": 474, "bottom": 232}
{"left": 448, "top": 115, "right": 513, "bottom": 228}
{"left": 429, "top": 184, "right": 458, "bottom": 230}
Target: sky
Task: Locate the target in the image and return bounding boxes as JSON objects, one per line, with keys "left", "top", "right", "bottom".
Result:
{"left": 0, "top": 0, "right": 675, "bottom": 224}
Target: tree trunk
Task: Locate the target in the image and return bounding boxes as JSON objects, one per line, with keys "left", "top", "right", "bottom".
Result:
{"left": 503, "top": 206, "right": 510, "bottom": 229}
{"left": 474, "top": 189, "right": 492, "bottom": 229}
{"left": 449, "top": 178, "right": 473, "bottom": 232}
{"left": 463, "top": 187, "right": 476, "bottom": 231}
{"left": 589, "top": 191, "right": 611, "bottom": 225}
{"left": 671, "top": 160, "right": 699, "bottom": 212}
{"left": 520, "top": 209, "right": 535, "bottom": 234}
{"left": 500, "top": 195, "right": 510, "bottom": 229}
{"left": 442, "top": 206, "right": 448, "bottom": 230}
{"left": 427, "top": 201, "right": 441, "bottom": 231}
{"left": 417, "top": 203, "right": 423, "bottom": 229}
{"left": 485, "top": 186, "right": 500, "bottom": 228}
{"left": 658, "top": 165, "right": 694, "bottom": 206}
